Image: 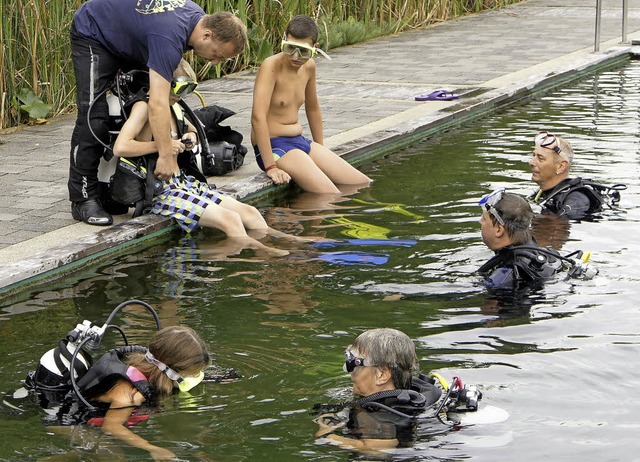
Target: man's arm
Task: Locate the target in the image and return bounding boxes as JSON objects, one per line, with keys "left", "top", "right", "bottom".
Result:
{"left": 315, "top": 414, "right": 398, "bottom": 453}
{"left": 148, "top": 69, "right": 181, "bottom": 180}
{"left": 558, "top": 191, "right": 592, "bottom": 219}
{"left": 304, "top": 61, "right": 323, "bottom": 145}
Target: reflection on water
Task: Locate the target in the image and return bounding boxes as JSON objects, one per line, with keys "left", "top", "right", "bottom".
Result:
{"left": 2, "top": 62, "right": 640, "bottom": 460}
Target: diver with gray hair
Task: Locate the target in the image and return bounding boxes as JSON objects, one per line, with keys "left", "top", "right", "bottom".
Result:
{"left": 314, "top": 328, "right": 482, "bottom": 452}
{"left": 528, "top": 131, "right": 625, "bottom": 219}
{"left": 347, "top": 328, "right": 418, "bottom": 392}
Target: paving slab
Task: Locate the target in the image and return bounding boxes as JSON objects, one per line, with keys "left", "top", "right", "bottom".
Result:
{"left": 0, "top": 0, "right": 639, "bottom": 294}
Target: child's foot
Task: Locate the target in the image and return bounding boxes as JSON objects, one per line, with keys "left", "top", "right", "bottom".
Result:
{"left": 266, "top": 247, "right": 290, "bottom": 257}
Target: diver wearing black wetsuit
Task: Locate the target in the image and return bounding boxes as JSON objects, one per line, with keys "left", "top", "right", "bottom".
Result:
{"left": 478, "top": 189, "right": 596, "bottom": 291}
{"left": 529, "top": 132, "right": 624, "bottom": 220}
{"left": 478, "top": 190, "right": 567, "bottom": 291}
{"left": 478, "top": 239, "right": 563, "bottom": 291}
{"left": 530, "top": 177, "right": 624, "bottom": 220}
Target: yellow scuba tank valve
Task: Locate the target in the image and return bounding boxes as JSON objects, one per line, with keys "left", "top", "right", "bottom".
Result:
{"left": 430, "top": 372, "right": 449, "bottom": 391}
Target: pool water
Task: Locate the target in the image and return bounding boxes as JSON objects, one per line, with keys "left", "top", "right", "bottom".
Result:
{"left": 1, "top": 61, "right": 640, "bottom": 461}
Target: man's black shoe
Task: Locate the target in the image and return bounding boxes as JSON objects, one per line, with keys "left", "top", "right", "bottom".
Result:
{"left": 71, "top": 199, "right": 113, "bottom": 226}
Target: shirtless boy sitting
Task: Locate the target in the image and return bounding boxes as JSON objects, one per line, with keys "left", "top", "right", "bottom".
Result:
{"left": 251, "top": 15, "right": 371, "bottom": 194}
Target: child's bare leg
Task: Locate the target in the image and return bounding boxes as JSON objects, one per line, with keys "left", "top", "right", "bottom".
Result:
{"left": 198, "top": 203, "right": 250, "bottom": 237}
{"left": 265, "top": 226, "right": 315, "bottom": 243}
{"left": 233, "top": 235, "right": 290, "bottom": 257}
{"left": 309, "top": 143, "right": 372, "bottom": 185}
{"left": 276, "top": 149, "right": 341, "bottom": 194}
{"left": 199, "top": 203, "right": 288, "bottom": 256}
{"left": 218, "top": 195, "right": 269, "bottom": 231}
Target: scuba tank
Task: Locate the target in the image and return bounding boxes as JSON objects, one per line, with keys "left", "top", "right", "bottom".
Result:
{"left": 92, "top": 70, "right": 245, "bottom": 180}
{"left": 25, "top": 322, "right": 95, "bottom": 394}
{"left": 24, "top": 300, "right": 161, "bottom": 411}
{"left": 192, "top": 105, "right": 247, "bottom": 176}
{"left": 92, "top": 70, "right": 215, "bottom": 217}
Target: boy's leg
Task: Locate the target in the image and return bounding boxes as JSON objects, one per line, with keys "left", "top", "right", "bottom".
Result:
{"left": 308, "top": 143, "right": 372, "bottom": 186}
{"left": 276, "top": 149, "right": 341, "bottom": 194}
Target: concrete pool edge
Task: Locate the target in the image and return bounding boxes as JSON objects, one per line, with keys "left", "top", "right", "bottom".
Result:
{"left": 0, "top": 40, "right": 637, "bottom": 297}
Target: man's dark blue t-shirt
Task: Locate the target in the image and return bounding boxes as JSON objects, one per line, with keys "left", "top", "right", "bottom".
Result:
{"left": 72, "top": 0, "right": 203, "bottom": 82}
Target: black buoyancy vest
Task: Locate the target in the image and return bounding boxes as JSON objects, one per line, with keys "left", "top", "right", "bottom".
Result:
{"left": 533, "top": 177, "right": 623, "bottom": 215}
{"left": 356, "top": 374, "right": 442, "bottom": 417}
{"left": 478, "top": 241, "right": 563, "bottom": 289}
{"left": 76, "top": 346, "right": 154, "bottom": 403}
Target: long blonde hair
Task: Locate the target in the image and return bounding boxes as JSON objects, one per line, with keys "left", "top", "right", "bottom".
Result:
{"left": 128, "top": 325, "right": 210, "bottom": 396}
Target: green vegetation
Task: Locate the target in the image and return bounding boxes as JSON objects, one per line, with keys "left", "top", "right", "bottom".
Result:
{"left": 0, "top": 0, "right": 521, "bottom": 129}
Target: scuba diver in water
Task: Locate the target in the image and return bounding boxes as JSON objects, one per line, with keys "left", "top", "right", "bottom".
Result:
{"left": 24, "top": 300, "right": 209, "bottom": 461}
{"left": 478, "top": 188, "right": 596, "bottom": 291}
{"left": 314, "top": 328, "right": 482, "bottom": 453}
{"left": 528, "top": 131, "right": 626, "bottom": 220}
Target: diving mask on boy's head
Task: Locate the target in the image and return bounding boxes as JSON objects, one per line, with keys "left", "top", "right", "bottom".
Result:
{"left": 171, "top": 76, "right": 198, "bottom": 97}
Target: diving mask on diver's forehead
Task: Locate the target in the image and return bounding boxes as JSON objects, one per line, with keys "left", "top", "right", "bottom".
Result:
{"left": 534, "top": 131, "right": 562, "bottom": 155}
{"left": 171, "top": 77, "right": 198, "bottom": 98}
{"left": 479, "top": 188, "right": 506, "bottom": 226}
{"left": 144, "top": 351, "right": 204, "bottom": 392}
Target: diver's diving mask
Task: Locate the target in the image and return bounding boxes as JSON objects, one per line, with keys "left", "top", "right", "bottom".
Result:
{"left": 534, "top": 131, "right": 562, "bottom": 155}
{"left": 171, "top": 77, "right": 198, "bottom": 98}
{"left": 144, "top": 351, "right": 204, "bottom": 392}
{"left": 343, "top": 349, "right": 376, "bottom": 373}
{"left": 479, "top": 188, "right": 506, "bottom": 226}
{"left": 175, "top": 371, "right": 204, "bottom": 392}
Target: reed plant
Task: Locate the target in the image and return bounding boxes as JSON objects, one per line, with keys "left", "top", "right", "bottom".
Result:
{"left": 0, "top": 0, "right": 521, "bottom": 130}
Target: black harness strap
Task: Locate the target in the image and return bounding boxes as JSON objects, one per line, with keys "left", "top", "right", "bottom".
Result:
{"left": 52, "top": 339, "right": 90, "bottom": 383}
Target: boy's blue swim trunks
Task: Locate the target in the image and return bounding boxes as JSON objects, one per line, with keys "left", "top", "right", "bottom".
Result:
{"left": 254, "top": 135, "right": 313, "bottom": 170}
